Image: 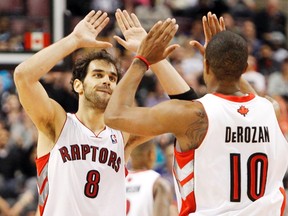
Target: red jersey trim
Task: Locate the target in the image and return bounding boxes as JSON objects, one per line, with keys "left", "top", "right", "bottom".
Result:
{"left": 280, "top": 187, "right": 286, "bottom": 216}
{"left": 35, "top": 153, "right": 50, "bottom": 176}
{"left": 174, "top": 148, "right": 195, "bottom": 168}
{"left": 179, "top": 192, "right": 197, "bottom": 216}
{"left": 74, "top": 114, "right": 105, "bottom": 137}
{"left": 213, "top": 93, "right": 255, "bottom": 102}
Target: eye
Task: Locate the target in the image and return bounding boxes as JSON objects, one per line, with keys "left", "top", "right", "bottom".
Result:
{"left": 109, "top": 76, "right": 117, "bottom": 82}
{"left": 93, "top": 73, "right": 103, "bottom": 78}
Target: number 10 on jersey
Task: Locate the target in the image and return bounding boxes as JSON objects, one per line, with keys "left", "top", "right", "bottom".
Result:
{"left": 230, "top": 153, "right": 268, "bottom": 202}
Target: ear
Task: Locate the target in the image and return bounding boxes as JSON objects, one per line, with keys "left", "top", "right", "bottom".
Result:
{"left": 204, "top": 58, "right": 210, "bottom": 74}
{"left": 73, "top": 79, "right": 83, "bottom": 94}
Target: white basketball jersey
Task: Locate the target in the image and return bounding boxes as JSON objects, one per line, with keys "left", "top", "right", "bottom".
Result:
{"left": 126, "top": 170, "right": 160, "bottom": 216}
{"left": 173, "top": 93, "right": 288, "bottom": 216}
{"left": 36, "top": 113, "right": 126, "bottom": 216}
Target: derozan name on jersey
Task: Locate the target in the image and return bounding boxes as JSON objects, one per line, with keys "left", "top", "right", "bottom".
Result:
{"left": 58, "top": 145, "right": 121, "bottom": 172}
{"left": 225, "top": 126, "right": 270, "bottom": 143}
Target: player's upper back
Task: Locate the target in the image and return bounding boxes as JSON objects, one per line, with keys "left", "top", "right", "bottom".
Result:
{"left": 174, "top": 93, "right": 288, "bottom": 215}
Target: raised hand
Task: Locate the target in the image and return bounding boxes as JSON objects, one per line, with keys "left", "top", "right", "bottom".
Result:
{"left": 72, "top": 10, "right": 113, "bottom": 49}
{"left": 190, "top": 12, "right": 225, "bottom": 55}
{"left": 137, "top": 18, "right": 179, "bottom": 65}
{"left": 114, "top": 9, "right": 147, "bottom": 52}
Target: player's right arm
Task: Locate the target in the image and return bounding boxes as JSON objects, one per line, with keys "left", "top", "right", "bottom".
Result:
{"left": 14, "top": 11, "right": 112, "bottom": 157}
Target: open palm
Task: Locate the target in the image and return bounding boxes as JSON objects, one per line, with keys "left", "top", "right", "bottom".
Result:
{"left": 114, "top": 9, "right": 147, "bottom": 52}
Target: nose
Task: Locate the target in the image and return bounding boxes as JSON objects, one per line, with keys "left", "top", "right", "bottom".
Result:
{"left": 102, "top": 75, "right": 111, "bottom": 86}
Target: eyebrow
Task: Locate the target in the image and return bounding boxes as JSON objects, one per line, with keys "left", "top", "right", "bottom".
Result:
{"left": 92, "top": 69, "right": 118, "bottom": 77}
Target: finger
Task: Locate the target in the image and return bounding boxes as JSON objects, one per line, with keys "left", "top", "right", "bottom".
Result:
{"left": 123, "top": 10, "right": 134, "bottom": 27}
{"left": 146, "top": 21, "right": 163, "bottom": 40}
{"left": 85, "top": 10, "right": 96, "bottom": 23}
{"left": 113, "top": 35, "right": 128, "bottom": 48}
{"left": 163, "top": 44, "right": 180, "bottom": 58}
{"left": 94, "top": 17, "right": 110, "bottom": 35}
{"left": 92, "top": 11, "right": 108, "bottom": 28}
{"left": 115, "top": 10, "right": 127, "bottom": 33}
{"left": 90, "top": 10, "right": 104, "bottom": 25}
{"left": 208, "top": 12, "right": 217, "bottom": 35}
{"left": 96, "top": 41, "right": 113, "bottom": 48}
{"left": 202, "top": 16, "right": 211, "bottom": 44}
{"left": 212, "top": 14, "right": 221, "bottom": 33}
{"left": 219, "top": 16, "right": 226, "bottom": 31}
{"left": 131, "top": 13, "right": 142, "bottom": 28}
{"left": 189, "top": 41, "right": 205, "bottom": 55}
{"left": 157, "top": 18, "right": 173, "bottom": 42}
{"left": 117, "top": 9, "right": 130, "bottom": 30}
{"left": 162, "top": 22, "right": 178, "bottom": 43}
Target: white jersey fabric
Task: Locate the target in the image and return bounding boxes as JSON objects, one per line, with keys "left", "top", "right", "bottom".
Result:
{"left": 126, "top": 170, "right": 160, "bottom": 216}
{"left": 173, "top": 93, "right": 288, "bottom": 216}
{"left": 36, "top": 113, "right": 126, "bottom": 216}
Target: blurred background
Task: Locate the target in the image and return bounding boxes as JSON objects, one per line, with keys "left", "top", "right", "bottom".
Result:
{"left": 0, "top": 0, "right": 288, "bottom": 215}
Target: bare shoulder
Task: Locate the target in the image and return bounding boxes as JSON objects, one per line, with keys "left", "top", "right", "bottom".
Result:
{"left": 173, "top": 100, "right": 208, "bottom": 151}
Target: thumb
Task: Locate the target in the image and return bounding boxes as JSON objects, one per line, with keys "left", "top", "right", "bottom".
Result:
{"left": 163, "top": 44, "right": 180, "bottom": 58}
{"left": 96, "top": 41, "right": 113, "bottom": 48}
{"left": 113, "top": 36, "right": 128, "bottom": 49}
{"left": 189, "top": 41, "right": 204, "bottom": 56}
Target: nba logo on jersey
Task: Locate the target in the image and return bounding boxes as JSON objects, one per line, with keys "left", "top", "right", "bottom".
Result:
{"left": 110, "top": 134, "right": 118, "bottom": 144}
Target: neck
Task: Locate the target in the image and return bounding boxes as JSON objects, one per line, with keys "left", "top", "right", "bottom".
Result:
{"left": 208, "top": 81, "right": 245, "bottom": 96}
{"left": 76, "top": 106, "right": 105, "bottom": 133}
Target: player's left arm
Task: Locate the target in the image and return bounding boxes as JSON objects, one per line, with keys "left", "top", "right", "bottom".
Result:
{"left": 114, "top": 9, "right": 195, "bottom": 99}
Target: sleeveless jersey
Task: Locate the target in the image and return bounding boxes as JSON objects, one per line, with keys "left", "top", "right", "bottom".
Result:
{"left": 35, "top": 113, "right": 126, "bottom": 216}
{"left": 173, "top": 93, "right": 288, "bottom": 216}
{"left": 126, "top": 170, "right": 160, "bottom": 216}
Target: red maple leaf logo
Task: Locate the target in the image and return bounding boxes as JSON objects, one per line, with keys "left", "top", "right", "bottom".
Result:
{"left": 237, "top": 105, "right": 249, "bottom": 116}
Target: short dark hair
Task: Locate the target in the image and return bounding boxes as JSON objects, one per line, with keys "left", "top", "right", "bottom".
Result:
{"left": 206, "top": 30, "right": 248, "bottom": 81}
{"left": 70, "top": 49, "right": 122, "bottom": 96}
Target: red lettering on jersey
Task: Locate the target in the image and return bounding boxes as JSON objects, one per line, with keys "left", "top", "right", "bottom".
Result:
{"left": 59, "top": 146, "right": 71, "bottom": 162}
{"left": 71, "top": 144, "right": 81, "bottom": 160}
{"left": 58, "top": 145, "right": 121, "bottom": 172}
{"left": 108, "top": 150, "right": 117, "bottom": 169}
{"left": 99, "top": 148, "right": 109, "bottom": 163}
{"left": 81, "top": 144, "right": 91, "bottom": 160}
{"left": 91, "top": 146, "right": 99, "bottom": 162}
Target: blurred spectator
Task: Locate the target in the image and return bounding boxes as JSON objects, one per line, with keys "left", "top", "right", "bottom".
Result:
{"left": 135, "top": 71, "right": 157, "bottom": 107}
{"left": 227, "top": 0, "right": 256, "bottom": 20}
{"left": 169, "top": 41, "right": 203, "bottom": 77}
{"left": 267, "top": 57, "right": 288, "bottom": 97}
{"left": 143, "top": 79, "right": 169, "bottom": 107}
{"left": 0, "top": 120, "right": 23, "bottom": 205}
{"left": 254, "top": 0, "right": 287, "bottom": 43}
{"left": 135, "top": 0, "right": 172, "bottom": 31}
{"left": 270, "top": 32, "right": 288, "bottom": 63}
{"left": 165, "top": 0, "right": 199, "bottom": 17}
{"left": 1, "top": 94, "right": 22, "bottom": 128}
{"left": 10, "top": 144, "right": 38, "bottom": 216}
{"left": 272, "top": 95, "right": 288, "bottom": 140}
{"left": 257, "top": 43, "right": 281, "bottom": 77}
{"left": 0, "top": 16, "right": 11, "bottom": 50}
{"left": 90, "top": 0, "right": 123, "bottom": 14}
{"left": 41, "top": 71, "right": 78, "bottom": 113}
{"left": 221, "top": 12, "right": 241, "bottom": 35}
{"left": 242, "top": 55, "right": 266, "bottom": 96}
{"left": 189, "top": 19, "right": 204, "bottom": 46}
{"left": 153, "top": 133, "right": 174, "bottom": 172}
{"left": 240, "top": 19, "right": 262, "bottom": 57}
{"left": 126, "top": 140, "right": 174, "bottom": 216}
{"left": 67, "top": 0, "right": 92, "bottom": 16}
